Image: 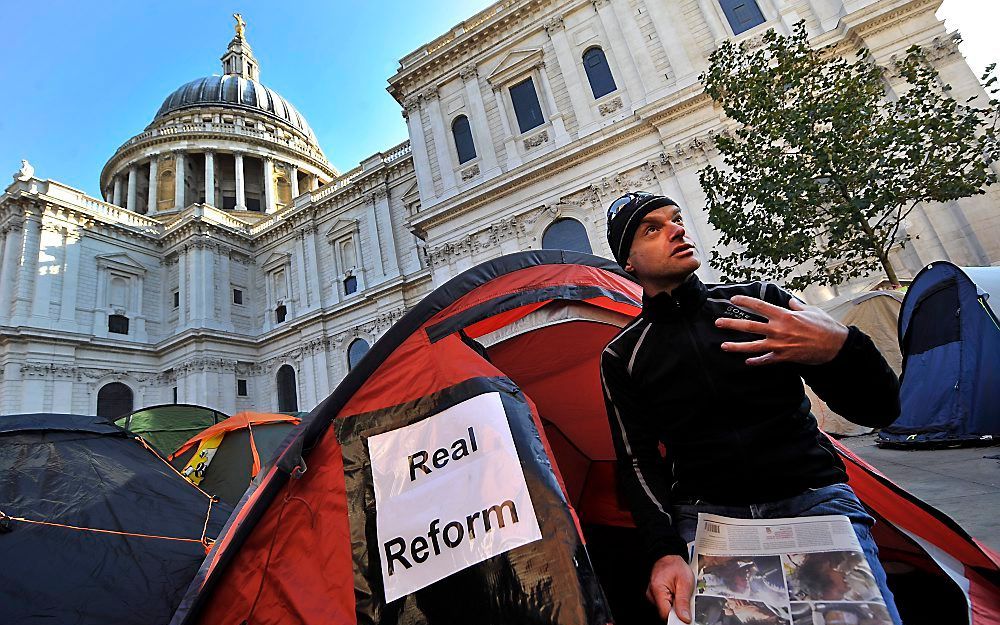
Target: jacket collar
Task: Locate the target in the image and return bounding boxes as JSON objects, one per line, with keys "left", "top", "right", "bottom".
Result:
{"left": 642, "top": 273, "right": 707, "bottom": 321}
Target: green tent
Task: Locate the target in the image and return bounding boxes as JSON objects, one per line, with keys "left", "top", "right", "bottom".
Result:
{"left": 115, "top": 403, "right": 227, "bottom": 456}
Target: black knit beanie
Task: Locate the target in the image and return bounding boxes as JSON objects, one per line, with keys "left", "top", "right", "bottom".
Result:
{"left": 606, "top": 193, "right": 678, "bottom": 268}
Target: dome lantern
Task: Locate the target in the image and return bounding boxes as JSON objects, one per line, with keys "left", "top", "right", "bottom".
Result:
{"left": 221, "top": 13, "right": 260, "bottom": 81}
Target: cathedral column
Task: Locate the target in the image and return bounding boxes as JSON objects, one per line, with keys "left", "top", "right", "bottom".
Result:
{"left": 459, "top": 66, "right": 500, "bottom": 176}
{"left": 402, "top": 99, "right": 436, "bottom": 202}
{"left": 694, "top": 0, "right": 728, "bottom": 44}
{"left": 536, "top": 63, "right": 570, "bottom": 145}
{"left": 112, "top": 175, "right": 123, "bottom": 207}
{"left": 263, "top": 157, "right": 277, "bottom": 213}
{"left": 234, "top": 152, "right": 247, "bottom": 210}
{"left": 220, "top": 248, "right": 233, "bottom": 327}
{"left": 304, "top": 226, "right": 323, "bottom": 309}
{"left": 366, "top": 198, "right": 386, "bottom": 278}
{"left": 187, "top": 244, "right": 201, "bottom": 324}
{"left": 177, "top": 250, "right": 188, "bottom": 326}
{"left": 492, "top": 87, "right": 522, "bottom": 169}
{"left": 173, "top": 151, "right": 186, "bottom": 210}
{"left": 289, "top": 164, "right": 299, "bottom": 198}
{"left": 295, "top": 233, "right": 310, "bottom": 310}
{"left": 592, "top": 0, "right": 645, "bottom": 105}
{"left": 608, "top": 0, "right": 659, "bottom": 98}
{"left": 126, "top": 166, "right": 138, "bottom": 213}
{"left": 147, "top": 157, "right": 159, "bottom": 214}
{"left": 0, "top": 222, "right": 23, "bottom": 323}
{"left": 13, "top": 213, "right": 41, "bottom": 321}
{"left": 202, "top": 243, "right": 215, "bottom": 326}
{"left": 545, "top": 16, "right": 595, "bottom": 131}
{"left": 422, "top": 88, "right": 459, "bottom": 196}
{"left": 204, "top": 151, "right": 215, "bottom": 206}
{"left": 58, "top": 229, "right": 81, "bottom": 325}
{"left": 642, "top": 0, "right": 698, "bottom": 83}
{"left": 373, "top": 187, "right": 399, "bottom": 277}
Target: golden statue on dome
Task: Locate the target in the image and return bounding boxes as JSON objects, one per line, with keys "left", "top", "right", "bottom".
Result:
{"left": 233, "top": 13, "right": 246, "bottom": 39}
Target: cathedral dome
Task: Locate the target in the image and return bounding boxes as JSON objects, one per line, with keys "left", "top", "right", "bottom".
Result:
{"left": 153, "top": 75, "right": 318, "bottom": 144}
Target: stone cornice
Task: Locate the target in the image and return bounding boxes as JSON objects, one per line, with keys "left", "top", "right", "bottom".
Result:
{"left": 388, "top": 0, "right": 552, "bottom": 102}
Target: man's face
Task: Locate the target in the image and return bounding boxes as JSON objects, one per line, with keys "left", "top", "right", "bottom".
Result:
{"left": 624, "top": 205, "right": 700, "bottom": 284}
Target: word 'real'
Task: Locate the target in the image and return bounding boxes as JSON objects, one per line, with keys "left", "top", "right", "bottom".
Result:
{"left": 407, "top": 426, "right": 478, "bottom": 481}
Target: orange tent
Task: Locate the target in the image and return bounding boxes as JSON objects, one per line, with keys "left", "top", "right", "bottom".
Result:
{"left": 169, "top": 411, "right": 301, "bottom": 506}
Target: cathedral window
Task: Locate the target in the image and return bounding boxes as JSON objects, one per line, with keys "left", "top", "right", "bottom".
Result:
{"left": 108, "top": 314, "right": 130, "bottom": 335}
{"left": 233, "top": 288, "right": 243, "bottom": 305}
{"left": 97, "top": 382, "right": 133, "bottom": 419}
{"left": 275, "top": 304, "right": 287, "bottom": 324}
{"left": 237, "top": 379, "right": 248, "bottom": 397}
{"left": 510, "top": 77, "right": 545, "bottom": 133}
{"left": 173, "top": 290, "right": 179, "bottom": 308}
{"left": 719, "top": 0, "right": 766, "bottom": 34}
{"left": 452, "top": 115, "right": 477, "bottom": 164}
{"left": 583, "top": 47, "right": 616, "bottom": 99}
{"left": 276, "top": 365, "right": 298, "bottom": 412}
{"left": 343, "top": 275, "right": 358, "bottom": 295}
{"left": 348, "top": 338, "right": 370, "bottom": 371}
{"left": 542, "top": 218, "right": 592, "bottom": 254}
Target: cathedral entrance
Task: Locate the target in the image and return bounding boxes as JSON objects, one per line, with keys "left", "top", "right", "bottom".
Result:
{"left": 97, "top": 382, "right": 134, "bottom": 419}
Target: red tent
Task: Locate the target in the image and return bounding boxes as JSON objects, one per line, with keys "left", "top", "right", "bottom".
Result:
{"left": 171, "top": 251, "right": 1000, "bottom": 625}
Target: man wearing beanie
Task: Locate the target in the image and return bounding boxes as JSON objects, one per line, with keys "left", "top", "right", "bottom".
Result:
{"left": 600, "top": 192, "right": 903, "bottom": 624}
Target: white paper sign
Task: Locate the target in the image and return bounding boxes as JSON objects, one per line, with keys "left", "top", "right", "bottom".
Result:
{"left": 368, "top": 392, "right": 542, "bottom": 602}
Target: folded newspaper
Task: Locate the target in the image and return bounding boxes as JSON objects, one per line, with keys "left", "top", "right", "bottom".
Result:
{"left": 667, "top": 513, "right": 892, "bottom": 625}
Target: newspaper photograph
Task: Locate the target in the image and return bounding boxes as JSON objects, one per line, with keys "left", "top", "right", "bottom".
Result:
{"left": 668, "top": 514, "right": 891, "bottom": 625}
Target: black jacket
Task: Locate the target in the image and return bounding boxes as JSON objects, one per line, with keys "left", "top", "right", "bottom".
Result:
{"left": 600, "top": 275, "right": 900, "bottom": 561}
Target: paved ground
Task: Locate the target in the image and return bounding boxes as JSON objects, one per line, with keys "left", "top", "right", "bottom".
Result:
{"left": 841, "top": 433, "right": 1000, "bottom": 552}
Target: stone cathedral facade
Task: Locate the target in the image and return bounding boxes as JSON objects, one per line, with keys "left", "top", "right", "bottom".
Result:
{"left": 0, "top": 0, "right": 996, "bottom": 417}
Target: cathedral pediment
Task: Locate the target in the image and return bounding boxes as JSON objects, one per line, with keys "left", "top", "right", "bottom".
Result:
{"left": 326, "top": 218, "right": 358, "bottom": 240}
{"left": 261, "top": 251, "right": 291, "bottom": 271}
{"left": 95, "top": 253, "right": 147, "bottom": 275}
{"left": 486, "top": 48, "right": 544, "bottom": 86}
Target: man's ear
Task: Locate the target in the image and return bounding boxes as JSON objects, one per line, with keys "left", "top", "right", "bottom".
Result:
{"left": 623, "top": 260, "right": 635, "bottom": 274}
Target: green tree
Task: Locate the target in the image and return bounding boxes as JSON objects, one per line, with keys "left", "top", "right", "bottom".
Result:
{"left": 699, "top": 23, "right": 999, "bottom": 289}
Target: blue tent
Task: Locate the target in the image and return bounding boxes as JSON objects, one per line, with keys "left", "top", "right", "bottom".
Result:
{"left": 878, "top": 262, "right": 1000, "bottom": 447}
{"left": 0, "top": 414, "right": 233, "bottom": 624}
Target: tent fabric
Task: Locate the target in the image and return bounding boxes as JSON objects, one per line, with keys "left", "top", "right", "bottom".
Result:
{"left": 171, "top": 251, "right": 1000, "bottom": 625}
{"left": 116, "top": 403, "right": 228, "bottom": 456}
{"left": 879, "top": 263, "right": 1000, "bottom": 447}
{"left": 170, "top": 251, "right": 631, "bottom": 625}
{"left": 0, "top": 413, "right": 232, "bottom": 625}
{"left": 170, "top": 412, "right": 301, "bottom": 506}
{"left": 810, "top": 290, "right": 904, "bottom": 436}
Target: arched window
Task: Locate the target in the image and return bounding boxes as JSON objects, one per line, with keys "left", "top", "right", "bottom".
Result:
{"left": 583, "top": 47, "right": 617, "bottom": 99}
{"left": 452, "top": 115, "right": 477, "bottom": 164}
{"left": 97, "top": 382, "right": 133, "bottom": 420}
{"left": 276, "top": 364, "right": 298, "bottom": 412}
{"left": 542, "top": 218, "right": 592, "bottom": 254}
{"left": 348, "top": 338, "right": 370, "bottom": 371}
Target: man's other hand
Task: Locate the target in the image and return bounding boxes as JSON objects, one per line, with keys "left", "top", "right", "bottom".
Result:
{"left": 646, "top": 554, "right": 694, "bottom": 623}
{"left": 716, "top": 295, "right": 849, "bottom": 366}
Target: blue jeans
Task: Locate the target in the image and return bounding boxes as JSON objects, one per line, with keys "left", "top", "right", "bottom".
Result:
{"left": 672, "top": 482, "right": 902, "bottom": 625}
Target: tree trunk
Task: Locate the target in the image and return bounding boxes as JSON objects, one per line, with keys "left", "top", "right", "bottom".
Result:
{"left": 880, "top": 254, "right": 900, "bottom": 286}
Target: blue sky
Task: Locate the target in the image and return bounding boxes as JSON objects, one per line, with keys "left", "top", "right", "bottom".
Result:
{"left": 0, "top": 0, "right": 495, "bottom": 197}
{"left": 0, "top": 0, "right": 993, "bottom": 199}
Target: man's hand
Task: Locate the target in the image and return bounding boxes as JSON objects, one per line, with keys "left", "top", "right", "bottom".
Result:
{"left": 646, "top": 555, "right": 694, "bottom": 623}
{"left": 716, "top": 295, "right": 849, "bottom": 366}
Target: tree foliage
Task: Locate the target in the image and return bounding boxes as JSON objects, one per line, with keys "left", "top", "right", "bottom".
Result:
{"left": 699, "top": 23, "right": 999, "bottom": 289}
